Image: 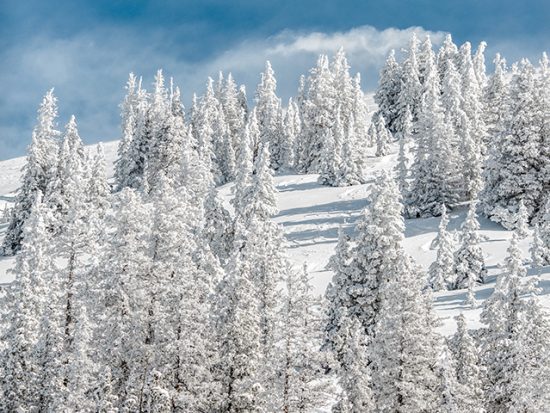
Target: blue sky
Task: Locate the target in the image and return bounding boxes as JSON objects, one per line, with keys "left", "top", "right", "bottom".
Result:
{"left": 0, "top": 0, "right": 549, "bottom": 159}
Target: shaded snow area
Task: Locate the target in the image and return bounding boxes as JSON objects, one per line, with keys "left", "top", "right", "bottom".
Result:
{"left": 1, "top": 140, "right": 549, "bottom": 337}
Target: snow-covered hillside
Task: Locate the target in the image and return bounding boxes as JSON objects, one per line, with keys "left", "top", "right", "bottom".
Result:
{"left": 1, "top": 140, "right": 548, "bottom": 338}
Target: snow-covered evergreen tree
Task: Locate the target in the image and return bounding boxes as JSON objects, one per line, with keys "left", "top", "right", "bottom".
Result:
{"left": 530, "top": 223, "right": 548, "bottom": 268}
{"left": 448, "top": 314, "right": 485, "bottom": 412}
{"left": 280, "top": 264, "right": 332, "bottom": 412}
{"left": 256, "top": 61, "right": 284, "bottom": 170}
{"left": 407, "top": 42, "right": 460, "bottom": 217}
{"left": 395, "top": 34, "right": 422, "bottom": 137}
{"left": 0, "top": 197, "right": 54, "bottom": 411}
{"left": 481, "top": 232, "right": 550, "bottom": 411}
{"left": 370, "top": 254, "right": 442, "bottom": 412}
{"left": 331, "top": 314, "right": 375, "bottom": 413}
{"left": 324, "top": 171, "right": 407, "bottom": 345}
{"left": 481, "top": 59, "right": 543, "bottom": 228}
{"left": 375, "top": 49, "right": 401, "bottom": 134}
{"left": 454, "top": 203, "right": 487, "bottom": 289}
{"left": 374, "top": 113, "right": 391, "bottom": 157}
{"left": 429, "top": 206, "right": 456, "bottom": 290}
{"left": 3, "top": 90, "right": 60, "bottom": 255}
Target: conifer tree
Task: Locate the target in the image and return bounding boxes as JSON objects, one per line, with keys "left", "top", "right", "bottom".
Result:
{"left": 481, "top": 232, "right": 550, "bottom": 411}
{"left": 375, "top": 49, "right": 401, "bottom": 134}
{"left": 374, "top": 113, "right": 391, "bottom": 157}
{"left": 281, "top": 98, "right": 300, "bottom": 170}
{"left": 408, "top": 44, "right": 460, "bottom": 217}
{"left": 448, "top": 314, "right": 485, "bottom": 412}
{"left": 481, "top": 60, "right": 544, "bottom": 228}
{"left": 256, "top": 61, "right": 284, "bottom": 170}
{"left": 3, "top": 90, "right": 60, "bottom": 255}
{"left": 0, "top": 198, "right": 54, "bottom": 411}
{"left": 280, "top": 264, "right": 332, "bottom": 413}
{"left": 530, "top": 224, "right": 548, "bottom": 268}
{"left": 324, "top": 171, "right": 407, "bottom": 344}
{"left": 214, "top": 241, "right": 263, "bottom": 413}
{"left": 332, "top": 315, "right": 375, "bottom": 413}
{"left": 395, "top": 34, "right": 422, "bottom": 137}
{"left": 115, "top": 73, "right": 140, "bottom": 190}
{"left": 370, "top": 254, "right": 442, "bottom": 412}
{"left": 454, "top": 203, "right": 486, "bottom": 289}
{"left": 429, "top": 206, "right": 456, "bottom": 290}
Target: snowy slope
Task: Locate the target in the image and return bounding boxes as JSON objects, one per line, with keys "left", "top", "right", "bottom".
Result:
{"left": 0, "top": 139, "right": 549, "bottom": 337}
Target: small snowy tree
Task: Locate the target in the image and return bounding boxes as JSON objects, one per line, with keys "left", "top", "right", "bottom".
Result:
{"left": 454, "top": 203, "right": 486, "bottom": 289}
{"left": 429, "top": 206, "right": 456, "bottom": 290}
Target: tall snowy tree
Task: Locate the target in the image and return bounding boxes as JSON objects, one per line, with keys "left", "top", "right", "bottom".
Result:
{"left": 447, "top": 314, "right": 485, "bottom": 412}
{"left": 481, "top": 232, "right": 550, "bottom": 411}
{"left": 370, "top": 253, "right": 442, "bottom": 412}
{"left": 280, "top": 264, "right": 332, "bottom": 413}
{"left": 407, "top": 40, "right": 460, "bottom": 217}
{"left": 256, "top": 61, "right": 284, "bottom": 170}
{"left": 481, "top": 59, "right": 544, "bottom": 228}
{"left": 331, "top": 314, "right": 375, "bottom": 413}
{"left": 375, "top": 49, "right": 401, "bottom": 134}
{"left": 0, "top": 198, "right": 55, "bottom": 411}
{"left": 324, "top": 171, "right": 408, "bottom": 346}
{"left": 395, "top": 34, "right": 422, "bottom": 137}
{"left": 3, "top": 90, "right": 60, "bottom": 255}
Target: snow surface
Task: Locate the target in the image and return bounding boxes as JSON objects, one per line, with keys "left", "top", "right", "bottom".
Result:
{"left": 0, "top": 139, "right": 548, "bottom": 337}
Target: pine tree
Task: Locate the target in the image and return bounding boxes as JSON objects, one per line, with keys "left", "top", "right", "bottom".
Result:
{"left": 374, "top": 113, "right": 391, "bottom": 157}
{"left": 429, "top": 206, "right": 456, "bottom": 290}
{"left": 408, "top": 43, "right": 460, "bottom": 217}
{"left": 231, "top": 115, "right": 255, "bottom": 218}
{"left": 336, "top": 116, "right": 364, "bottom": 186}
{"left": 395, "top": 34, "right": 422, "bottom": 137}
{"left": 3, "top": 89, "right": 60, "bottom": 255}
{"left": 115, "top": 73, "right": 140, "bottom": 190}
{"left": 459, "top": 42, "right": 486, "bottom": 197}
{"left": 297, "top": 54, "right": 335, "bottom": 173}
{"left": 117, "top": 73, "right": 151, "bottom": 191}
{"left": 332, "top": 315, "right": 375, "bottom": 413}
{"left": 220, "top": 72, "right": 246, "bottom": 154}
{"left": 240, "top": 142, "right": 278, "bottom": 223}
{"left": 481, "top": 60, "right": 544, "bottom": 228}
{"left": 515, "top": 199, "right": 530, "bottom": 238}
{"left": 325, "top": 171, "right": 407, "bottom": 344}
{"left": 448, "top": 314, "right": 485, "bottom": 412}
{"left": 95, "top": 188, "right": 153, "bottom": 408}
{"left": 481, "top": 232, "right": 550, "bottom": 411}
{"left": 324, "top": 227, "right": 354, "bottom": 362}
{"left": 203, "top": 186, "right": 234, "bottom": 265}
{"left": 0, "top": 197, "right": 54, "bottom": 411}
{"left": 214, "top": 246, "right": 263, "bottom": 413}
{"left": 375, "top": 49, "right": 401, "bottom": 134}
{"left": 370, "top": 254, "right": 442, "bottom": 412}
{"left": 530, "top": 224, "right": 548, "bottom": 268}
{"left": 280, "top": 264, "right": 332, "bottom": 413}
{"left": 454, "top": 203, "right": 487, "bottom": 289}
{"left": 318, "top": 107, "right": 340, "bottom": 186}
{"left": 256, "top": 61, "right": 284, "bottom": 170}
{"left": 281, "top": 98, "right": 300, "bottom": 170}
{"left": 484, "top": 54, "right": 509, "bottom": 142}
